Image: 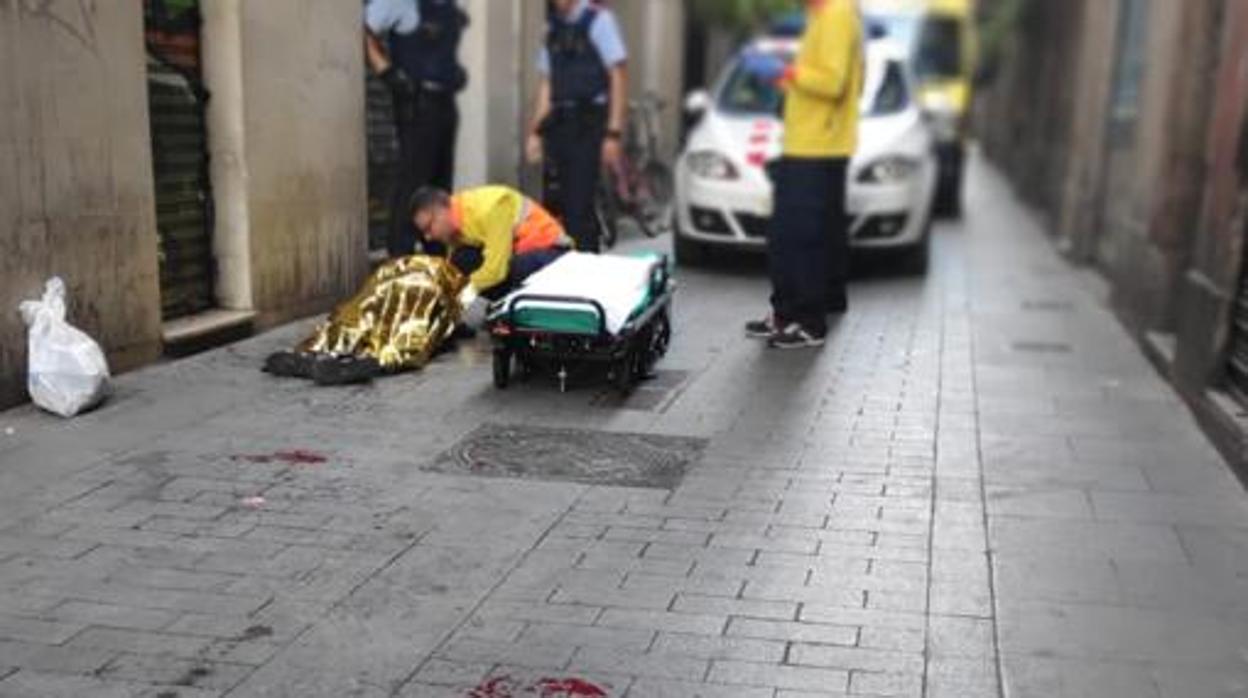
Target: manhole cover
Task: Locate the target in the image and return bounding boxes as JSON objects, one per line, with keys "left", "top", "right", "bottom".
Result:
{"left": 1011, "top": 340, "right": 1073, "bottom": 354}
{"left": 426, "top": 424, "right": 705, "bottom": 489}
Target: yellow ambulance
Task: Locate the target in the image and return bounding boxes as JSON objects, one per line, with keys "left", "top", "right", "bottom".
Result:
{"left": 863, "top": 0, "right": 977, "bottom": 214}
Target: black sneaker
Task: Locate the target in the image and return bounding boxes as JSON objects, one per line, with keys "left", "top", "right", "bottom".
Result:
{"left": 745, "top": 315, "right": 780, "bottom": 339}
{"left": 311, "top": 355, "right": 382, "bottom": 386}
{"left": 768, "top": 323, "right": 826, "bottom": 349}
{"left": 263, "top": 351, "right": 315, "bottom": 378}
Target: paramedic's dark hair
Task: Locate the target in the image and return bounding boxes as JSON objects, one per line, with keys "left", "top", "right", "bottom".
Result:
{"left": 409, "top": 187, "right": 451, "bottom": 218}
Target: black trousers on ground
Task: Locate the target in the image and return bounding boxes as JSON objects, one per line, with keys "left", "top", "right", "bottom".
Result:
{"left": 767, "top": 157, "right": 850, "bottom": 336}
{"left": 449, "top": 247, "right": 568, "bottom": 300}
{"left": 542, "top": 106, "right": 606, "bottom": 253}
{"left": 388, "top": 90, "right": 459, "bottom": 257}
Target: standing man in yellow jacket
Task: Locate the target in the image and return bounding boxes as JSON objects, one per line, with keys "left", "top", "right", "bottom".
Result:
{"left": 745, "top": 0, "right": 864, "bottom": 348}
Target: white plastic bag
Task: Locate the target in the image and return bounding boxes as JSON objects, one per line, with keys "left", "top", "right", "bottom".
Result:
{"left": 18, "top": 278, "right": 110, "bottom": 417}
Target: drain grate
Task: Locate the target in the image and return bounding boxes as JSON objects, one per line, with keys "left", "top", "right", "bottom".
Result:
{"left": 426, "top": 424, "right": 705, "bottom": 489}
{"left": 1011, "top": 340, "right": 1073, "bottom": 354}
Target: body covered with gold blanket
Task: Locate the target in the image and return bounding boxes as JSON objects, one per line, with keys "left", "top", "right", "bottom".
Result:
{"left": 299, "top": 256, "right": 466, "bottom": 371}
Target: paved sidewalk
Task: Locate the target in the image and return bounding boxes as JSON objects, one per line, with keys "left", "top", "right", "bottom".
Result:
{"left": 1, "top": 155, "right": 1247, "bottom": 698}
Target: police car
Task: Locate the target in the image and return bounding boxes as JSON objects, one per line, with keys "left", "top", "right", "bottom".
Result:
{"left": 674, "top": 39, "right": 937, "bottom": 273}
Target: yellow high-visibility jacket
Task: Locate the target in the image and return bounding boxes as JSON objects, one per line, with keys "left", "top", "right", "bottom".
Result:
{"left": 782, "top": 0, "right": 865, "bottom": 158}
{"left": 449, "top": 186, "right": 567, "bottom": 293}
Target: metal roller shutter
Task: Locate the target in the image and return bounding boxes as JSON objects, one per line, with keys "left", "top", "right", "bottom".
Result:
{"left": 367, "top": 75, "right": 401, "bottom": 252}
{"left": 145, "top": 0, "right": 216, "bottom": 321}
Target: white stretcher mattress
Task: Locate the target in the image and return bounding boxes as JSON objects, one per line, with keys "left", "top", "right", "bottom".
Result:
{"left": 497, "top": 252, "right": 660, "bottom": 335}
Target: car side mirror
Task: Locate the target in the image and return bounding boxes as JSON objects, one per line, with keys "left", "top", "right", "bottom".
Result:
{"left": 684, "top": 90, "right": 711, "bottom": 117}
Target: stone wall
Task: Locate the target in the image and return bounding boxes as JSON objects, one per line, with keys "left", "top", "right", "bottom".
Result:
{"left": 0, "top": 1, "right": 163, "bottom": 409}
{"left": 202, "top": 0, "right": 369, "bottom": 328}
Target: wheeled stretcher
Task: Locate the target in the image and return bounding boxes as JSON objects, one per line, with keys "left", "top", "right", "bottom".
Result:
{"left": 485, "top": 252, "right": 674, "bottom": 393}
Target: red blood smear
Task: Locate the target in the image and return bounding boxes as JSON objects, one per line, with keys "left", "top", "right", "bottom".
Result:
{"left": 748, "top": 134, "right": 769, "bottom": 145}
{"left": 535, "top": 678, "right": 608, "bottom": 697}
{"left": 746, "top": 152, "right": 767, "bottom": 167}
{"left": 467, "top": 677, "right": 516, "bottom": 698}
{"left": 231, "top": 450, "right": 327, "bottom": 466}
{"left": 753, "top": 119, "right": 773, "bottom": 131}
{"left": 465, "top": 677, "right": 608, "bottom": 698}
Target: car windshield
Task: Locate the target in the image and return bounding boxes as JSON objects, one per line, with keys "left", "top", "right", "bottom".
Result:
{"left": 867, "top": 13, "right": 963, "bottom": 81}
{"left": 717, "top": 52, "right": 909, "bottom": 118}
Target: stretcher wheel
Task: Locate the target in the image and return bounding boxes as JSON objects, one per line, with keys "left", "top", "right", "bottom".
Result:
{"left": 648, "top": 311, "right": 672, "bottom": 366}
{"left": 611, "top": 352, "right": 635, "bottom": 395}
{"left": 493, "top": 350, "right": 512, "bottom": 389}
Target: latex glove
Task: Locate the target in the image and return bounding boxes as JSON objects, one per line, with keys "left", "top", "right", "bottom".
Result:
{"left": 740, "top": 53, "right": 787, "bottom": 83}
{"left": 457, "top": 284, "right": 480, "bottom": 312}
{"left": 525, "top": 132, "right": 544, "bottom": 165}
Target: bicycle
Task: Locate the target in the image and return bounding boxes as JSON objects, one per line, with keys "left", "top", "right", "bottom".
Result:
{"left": 599, "top": 92, "right": 675, "bottom": 243}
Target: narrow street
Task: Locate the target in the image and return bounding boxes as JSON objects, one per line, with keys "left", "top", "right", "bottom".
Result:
{"left": 1, "top": 154, "right": 1246, "bottom": 698}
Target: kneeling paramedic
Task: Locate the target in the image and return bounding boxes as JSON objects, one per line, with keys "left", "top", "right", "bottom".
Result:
{"left": 527, "top": 0, "right": 629, "bottom": 254}
{"left": 410, "top": 186, "right": 574, "bottom": 314}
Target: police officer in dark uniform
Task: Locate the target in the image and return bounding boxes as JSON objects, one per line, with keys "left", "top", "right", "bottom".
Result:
{"left": 365, "top": 0, "right": 468, "bottom": 257}
{"left": 526, "top": 0, "right": 629, "bottom": 254}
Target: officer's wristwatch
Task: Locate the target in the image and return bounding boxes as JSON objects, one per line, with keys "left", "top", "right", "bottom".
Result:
{"left": 605, "top": 129, "right": 623, "bottom": 141}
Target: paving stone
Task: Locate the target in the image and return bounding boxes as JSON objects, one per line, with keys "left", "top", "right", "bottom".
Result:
{"left": 0, "top": 639, "right": 117, "bottom": 676}
{"left": 519, "top": 622, "right": 654, "bottom": 651}
{"left": 0, "top": 616, "right": 84, "bottom": 645}
{"left": 64, "top": 628, "right": 213, "bottom": 659}
{"left": 436, "top": 638, "right": 575, "bottom": 671}
{"left": 727, "top": 618, "right": 858, "bottom": 646}
{"left": 44, "top": 602, "right": 177, "bottom": 632}
{"left": 597, "top": 609, "right": 727, "bottom": 636}
{"left": 708, "top": 660, "right": 850, "bottom": 692}
{"left": 627, "top": 678, "right": 774, "bottom": 697}
{"left": 652, "top": 632, "right": 787, "bottom": 662}
{"left": 572, "top": 646, "right": 709, "bottom": 681}
{"left": 787, "top": 644, "right": 923, "bottom": 674}
{"left": 672, "top": 595, "right": 798, "bottom": 621}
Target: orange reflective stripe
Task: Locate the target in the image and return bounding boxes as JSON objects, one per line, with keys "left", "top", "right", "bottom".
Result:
{"left": 513, "top": 200, "right": 565, "bottom": 255}
{"left": 449, "top": 196, "right": 465, "bottom": 231}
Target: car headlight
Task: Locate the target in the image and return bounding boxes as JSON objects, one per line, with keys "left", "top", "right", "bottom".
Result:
{"left": 858, "top": 156, "right": 921, "bottom": 184}
{"left": 686, "top": 150, "right": 740, "bottom": 181}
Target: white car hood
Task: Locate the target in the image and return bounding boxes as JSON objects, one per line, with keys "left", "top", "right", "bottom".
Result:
{"left": 687, "top": 108, "right": 929, "bottom": 176}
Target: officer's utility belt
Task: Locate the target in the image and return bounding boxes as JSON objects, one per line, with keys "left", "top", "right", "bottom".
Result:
{"left": 545, "top": 102, "right": 606, "bottom": 132}
{"left": 550, "top": 100, "right": 607, "bottom": 113}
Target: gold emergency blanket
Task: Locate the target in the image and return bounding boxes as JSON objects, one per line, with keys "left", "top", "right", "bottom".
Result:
{"left": 299, "top": 255, "right": 466, "bottom": 372}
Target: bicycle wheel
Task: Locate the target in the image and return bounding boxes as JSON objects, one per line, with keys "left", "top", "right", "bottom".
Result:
{"left": 636, "top": 162, "right": 674, "bottom": 238}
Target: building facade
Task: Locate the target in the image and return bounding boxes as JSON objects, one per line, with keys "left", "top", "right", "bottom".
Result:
{"left": 976, "top": 0, "right": 1248, "bottom": 475}
{"left": 1, "top": 0, "right": 686, "bottom": 410}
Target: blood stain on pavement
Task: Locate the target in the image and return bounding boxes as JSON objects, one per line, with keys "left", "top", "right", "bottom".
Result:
{"left": 466, "top": 677, "right": 609, "bottom": 697}
{"left": 535, "top": 678, "right": 608, "bottom": 696}
{"left": 231, "top": 449, "right": 327, "bottom": 465}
